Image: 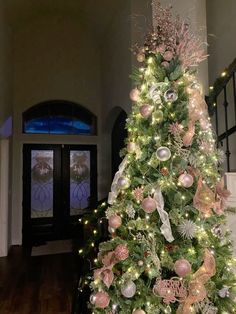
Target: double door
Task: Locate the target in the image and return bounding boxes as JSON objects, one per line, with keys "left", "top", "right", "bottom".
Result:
{"left": 23, "top": 144, "right": 97, "bottom": 245}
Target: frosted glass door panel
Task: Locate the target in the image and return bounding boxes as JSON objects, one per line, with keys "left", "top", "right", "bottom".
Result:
{"left": 70, "top": 150, "right": 90, "bottom": 215}
{"left": 31, "top": 150, "right": 54, "bottom": 218}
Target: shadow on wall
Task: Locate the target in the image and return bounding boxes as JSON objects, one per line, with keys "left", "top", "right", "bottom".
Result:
{"left": 105, "top": 106, "right": 128, "bottom": 178}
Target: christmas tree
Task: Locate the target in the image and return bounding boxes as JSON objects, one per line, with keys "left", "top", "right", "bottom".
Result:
{"left": 88, "top": 3, "right": 236, "bottom": 313}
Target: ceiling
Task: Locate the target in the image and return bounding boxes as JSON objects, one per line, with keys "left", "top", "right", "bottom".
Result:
{"left": 4, "top": 0, "right": 126, "bottom": 40}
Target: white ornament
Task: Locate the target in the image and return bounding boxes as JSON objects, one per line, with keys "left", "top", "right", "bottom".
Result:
{"left": 126, "top": 204, "right": 135, "bottom": 218}
{"left": 178, "top": 220, "right": 197, "bottom": 239}
{"left": 121, "top": 280, "right": 136, "bottom": 298}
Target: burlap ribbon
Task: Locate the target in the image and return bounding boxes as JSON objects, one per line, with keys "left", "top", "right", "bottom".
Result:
{"left": 177, "top": 249, "right": 216, "bottom": 314}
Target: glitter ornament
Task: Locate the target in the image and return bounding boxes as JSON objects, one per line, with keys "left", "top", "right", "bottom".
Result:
{"left": 160, "top": 167, "right": 169, "bottom": 176}
{"left": 108, "top": 214, "right": 122, "bottom": 229}
{"left": 195, "top": 299, "right": 218, "bottom": 314}
{"left": 218, "top": 285, "right": 230, "bottom": 298}
{"left": 164, "top": 89, "right": 178, "bottom": 102}
{"left": 130, "top": 88, "right": 140, "bottom": 102}
{"left": 178, "top": 220, "right": 197, "bottom": 239}
{"left": 178, "top": 172, "right": 194, "bottom": 188}
{"left": 114, "top": 244, "right": 129, "bottom": 261}
{"left": 133, "top": 310, "right": 146, "bottom": 314}
{"left": 174, "top": 259, "right": 192, "bottom": 277}
{"left": 211, "top": 224, "right": 223, "bottom": 238}
{"left": 156, "top": 147, "right": 171, "bottom": 161}
{"left": 137, "top": 53, "right": 145, "bottom": 63}
{"left": 117, "top": 177, "right": 130, "bottom": 190}
{"left": 133, "top": 187, "right": 144, "bottom": 202}
{"left": 163, "top": 50, "right": 173, "bottom": 61}
{"left": 152, "top": 110, "right": 163, "bottom": 123}
{"left": 121, "top": 280, "right": 136, "bottom": 298}
{"left": 127, "top": 142, "right": 136, "bottom": 153}
{"left": 139, "top": 104, "right": 153, "bottom": 118}
{"left": 94, "top": 291, "right": 110, "bottom": 309}
{"left": 141, "top": 197, "right": 156, "bottom": 213}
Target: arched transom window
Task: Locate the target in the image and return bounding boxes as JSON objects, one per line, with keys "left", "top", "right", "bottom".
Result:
{"left": 22, "top": 100, "right": 97, "bottom": 135}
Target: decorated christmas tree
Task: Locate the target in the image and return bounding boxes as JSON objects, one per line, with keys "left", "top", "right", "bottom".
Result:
{"left": 88, "top": 3, "right": 236, "bottom": 313}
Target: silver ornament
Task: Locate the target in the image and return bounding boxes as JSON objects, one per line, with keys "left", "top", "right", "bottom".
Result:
{"left": 195, "top": 299, "right": 218, "bottom": 314}
{"left": 90, "top": 293, "right": 97, "bottom": 304}
{"left": 156, "top": 147, "right": 171, "bottom": 161}
{"left": 178, "top": 220, "right": 197, "bottom": 239}
{"left": 164, "top": 89, "right": 178, "bottom": 103}
{"left": 117, "top": 177, "right": 130, "bottom": 190}
{"left": 121, "top": 280, "right": 136, "bottom": 298}
{"left": 149, "top": 85, "right": 161, "bottom": 103}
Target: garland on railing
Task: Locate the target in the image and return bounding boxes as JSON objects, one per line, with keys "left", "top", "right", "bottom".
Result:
{"left": 207, "top": 58, "right": 236, "bottom": 116}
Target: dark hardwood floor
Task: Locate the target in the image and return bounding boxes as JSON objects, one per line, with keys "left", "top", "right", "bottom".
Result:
{"left": 0, "top": 246, "right": 77, "bottom": 314}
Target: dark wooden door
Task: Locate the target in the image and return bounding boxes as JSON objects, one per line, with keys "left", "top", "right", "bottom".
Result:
{"left": 22, "top": 144, "right": 97, "bottom": 245}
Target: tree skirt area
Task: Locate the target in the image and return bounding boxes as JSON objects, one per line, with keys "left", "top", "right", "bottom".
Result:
{"left": 31, "top": 239, "right": 72, "bottom": 256}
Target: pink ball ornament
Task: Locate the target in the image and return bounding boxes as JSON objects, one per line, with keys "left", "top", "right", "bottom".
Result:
{"left": 127, "top": 142, "right": 136, "bottom": 153}
{"left": 178, "top": 173, "right": 194, "bottom": 188}
{"left": 163, "top": 51, "right": 173, "bottom": 61}
{"left": 130, "top": 88, "right": 140, "bottom": 102}
{"left": 114, "top": 244, "right": 129, "bottom": 261}
{"left": 94, "top": 291, "right": 110, "bottom": 309}
{"left": 108, "top": 214, "right": 122, "bottom": 229}
{"left": 139, "top": 104, "right": 153, "bottom": 118}
{"left": 133, "top": 310, "right": 146, "bottom": 314}
{"left": 156, "top": 43, "right": 166, "bottom": 54}
{"left": 141, "top": 197, "right": 156, "bottom": 213}
{"left": 174, "top": 259, "right": 192, "bottom": 277}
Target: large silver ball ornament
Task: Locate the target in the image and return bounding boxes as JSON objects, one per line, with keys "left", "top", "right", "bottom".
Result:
{"left": 121, "top": 280, "right": 136, "bottom": 298}
{"left": 156, "top": 147, "right": 171, "bottom": 161}
{"left": 164, "top": 89, "right": 178, "bottom": 103}
{"left": 178, "top": 173, "right": 194, "bottom": 188}
{"left": 117, "top": 177, "right": 130, "bottom": 190}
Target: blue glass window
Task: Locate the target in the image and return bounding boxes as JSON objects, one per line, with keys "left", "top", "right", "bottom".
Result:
{"left": 23, "top": 101, "right": 97, "bottom": 135}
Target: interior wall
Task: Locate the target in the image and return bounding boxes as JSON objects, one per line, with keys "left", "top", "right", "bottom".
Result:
{"left": 99, "top": 1, "right": 132, "bottom": 197}
{"left": 206, "top": 0, "right": 236, "bottom": 171}
{"left": 0, "top": 2, "right": 13, "bottom": 125}
{"left": 11, "top": 14, "right": 102, "bottom": 245}
{"left": 99, "top": 0, "right": 153, "bottom": 197}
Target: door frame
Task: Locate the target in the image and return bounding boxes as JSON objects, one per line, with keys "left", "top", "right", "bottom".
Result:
{"left": 22, "top": 143, "right": 97, "bottom": 245}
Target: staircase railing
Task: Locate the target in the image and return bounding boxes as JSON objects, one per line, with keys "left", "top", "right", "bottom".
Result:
{"left": 207, "top": 58, "right": 236, "bottom": 172}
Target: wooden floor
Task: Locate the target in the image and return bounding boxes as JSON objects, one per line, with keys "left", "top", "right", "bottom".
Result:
{"left": 0, "top": 246, "right": 77, "bottom": 314}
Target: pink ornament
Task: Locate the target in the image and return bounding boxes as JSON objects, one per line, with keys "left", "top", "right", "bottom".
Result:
{"left": 108, "top": 214, "right": 122, "bottom": 229}
{"left": 163, "top": 51, "right": 173, "bottom": 61}
{"left": 94, "top": 291, "right": 110, "bottom": 309}
{"left": 174, "top": 259, "right": 192, "bottom": 277}
{"left": 114, "top": 244, "right": 129, "bottom": 261}
{"left": 130, "top": 88, "right": 140, "bottom": 102}
{"left": 139, "top": 104, "right": 153, "bottom": 118}
{"left": 153, "top": 277, "right": 187, "bottom": 304}
{"left": 156, "top": 43, "right": 166, "bottom": 54}
{"left": 161, "top": 61, "right": 170, "bottom": 68}
{"left": 141, "top": 197, "right": 156, "bottom": 213}
{"left": 178, "top": 173, "right": 194, "bottom": 188}
{"left": 137, "top": 53, "right": 145, "bottom": 63}
{"left": 133, "top": 310, "right": 146, "bottom": 314}
{"left": 127, "top": 142, "right": 136, "bottom": 153}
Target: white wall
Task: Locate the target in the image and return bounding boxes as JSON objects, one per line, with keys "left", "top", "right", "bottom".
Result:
{"left": 0, "top": 2, "right": 12, "bottom": 126}
{"left": 206, "top": 0, "right": 236, "bottom": 171}
{"left": 11, "top": 14, "right": 102, "bottom": 244}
